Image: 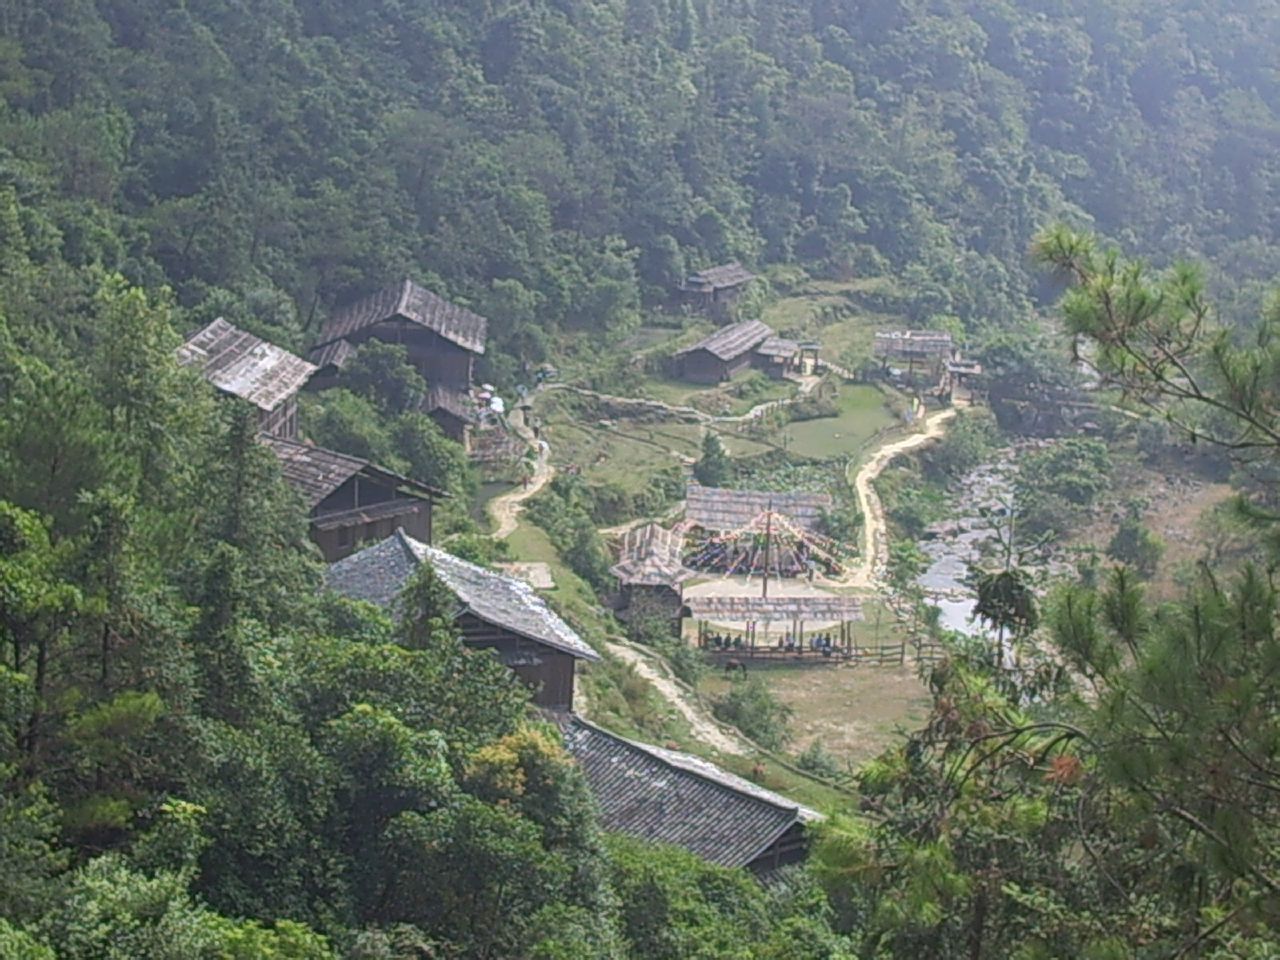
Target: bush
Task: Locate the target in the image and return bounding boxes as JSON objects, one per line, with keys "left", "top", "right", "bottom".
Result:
{"left": 796, "top": 740, "right": 843, "bottom": 780}
{"left": 1107, "top": 512, "right": 1164, "bottom": 578}
{"left": 712, "top": 676, "right": 793, "bottom": 750}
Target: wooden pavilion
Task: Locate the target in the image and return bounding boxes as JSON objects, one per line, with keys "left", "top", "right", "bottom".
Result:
{"left": 674, "top": 320, "right": 774, "bottom": 383}
{"left": 610, "top": 523, "right": 694, "bottom": 627}
{"left": 684, "top": 595, "right": 864, "bottom": 661}
{"left": 562, "top": 716, "right": 822, "bottom": 875}
{"left": 177, "top": 318, "right": 317, "bottom": 439}
{"left": 262, "top": 436, "right": 443, "bottom": 562}
{"left": 325, "top": 532, "right": 601, "bottom": 712}
{"left": 682, "top": 262, "right": 758, "bottom": 321}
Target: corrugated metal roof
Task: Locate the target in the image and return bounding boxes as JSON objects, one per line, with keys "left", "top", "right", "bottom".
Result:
{"left": 313, "top": 279, "right": 488, "bottom": 356}
{"left": 675, "top": 320, "right": 774, "bottom": 362}
{"left": 562, "top": 717, "right": 820, "bottom": 868}
{"left": 324, "top": 532, "right": 600, "bottom": 662}
{"left": 261, "top": 436, "right": 444, "bottom": 508}
{"left": 178, "top": 318, "right": 316, "bottom": 412}
{"left": 683, "top": 595, "right": 864, "bottom": 622}
{"left": 685, "top": 484, "right": 832, "bottom": 534}
{"left": 686, "top": 262, "right": 758, "bottom": 292}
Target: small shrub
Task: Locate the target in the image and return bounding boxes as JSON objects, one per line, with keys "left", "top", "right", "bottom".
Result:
{"left": 712, "top": 676, "right": 793, "bottom": 750}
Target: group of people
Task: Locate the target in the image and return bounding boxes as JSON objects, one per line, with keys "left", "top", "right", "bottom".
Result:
{"left": 704, "top": 632, "right": 746, "bottom": 651}
{"left": 701, "top": 630, "right": 842, "bottom": 656}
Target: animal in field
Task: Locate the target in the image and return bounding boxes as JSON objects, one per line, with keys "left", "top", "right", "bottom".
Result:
{"left": 723, "top": 658, "right": 747, "bottom": 678}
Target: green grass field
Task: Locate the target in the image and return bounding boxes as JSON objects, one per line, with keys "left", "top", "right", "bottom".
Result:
{"left": 783, "top": 383, "right": 900, "bottom": 460}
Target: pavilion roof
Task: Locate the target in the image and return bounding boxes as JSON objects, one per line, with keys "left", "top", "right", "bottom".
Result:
{"left": 177, "top": 318, "right": 317, "bottom": 412}
{"left": 675, "top": 320, "right": 774, "bottom": 362}
{"left": 561, "top": 717, "right": 819, "bottom": 869}
{"left": 314, "top": 278, "right": 488, "bottom": 356}
{"left": 610, "top": 523, "right": 693, "bottom": 587}
{"left": 685, "top": 484, "right": 832, "bottom": 534}
{"left": 683, "top": 595, "right": 864, "bottom": 623}
{"left": 422, "top": 385, "right": 481, "bottom": 424}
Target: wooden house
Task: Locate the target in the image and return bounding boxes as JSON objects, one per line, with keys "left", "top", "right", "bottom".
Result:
{"left": 683, "top": 262, "right": 758, "bottom": 321}
{"left": 262, "top": 437, "right": 443, "bottom": 562}
{"left": 674, "top": 320, "right": 774, "bottom": 383}
{"left": 562, "top": 717, "right": 822, "bottom": 875}
{"left": 611, "top": 523, "right": 692, "bottom": 628}
{"left": 324, "top": 532, "right": 601, "bottom": 712}
{"left": 309, "top": 279, "right": 488, "bottom": 431}
{"left": 177, "top": 318, "right": 317, "bottom": 439}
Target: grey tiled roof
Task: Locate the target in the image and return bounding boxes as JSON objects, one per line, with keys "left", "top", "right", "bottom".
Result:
{"left": 324, "top": 532, "right": 600, "bottom": 661}
{"left": 178, "top": 318, "right": 317, "bottom": 412}
{"left": 314, "top": 279, "right": 488, "bottom": 356}
{"left": 562, "top": 717, "right": 820, "bottom": 868}
{"left": 675, "top": 319, "right": 774, "bottom": 362}
{"left": 686, "top": 262, "right": 758, "bottom": 292}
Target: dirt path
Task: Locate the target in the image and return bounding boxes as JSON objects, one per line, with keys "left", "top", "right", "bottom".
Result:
{"left": 829, "top": 408, "right": 957, "bottom": 590}
{"left": 600, "top": 637, "right": 750, "bottom": 756}
{"left": 488, "top": 408, "right": 555, "bottom": 540}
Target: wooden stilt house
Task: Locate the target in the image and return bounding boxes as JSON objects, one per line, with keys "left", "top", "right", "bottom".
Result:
{"left": 682, "top": 262, "right": 758, "bottom": 321}
{"left": 674, "top": 320, "right": 774, "bottom": 383}
{"left": 263, "top": 437, "right": 443, "bottom": 562}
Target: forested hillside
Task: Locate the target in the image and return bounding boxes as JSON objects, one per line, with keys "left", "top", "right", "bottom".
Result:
{"left": 2, "top": 1, "right": 1279, "bottom": 957}
{"left": 2, "top": 0, "right": 1278, "bottom": 365}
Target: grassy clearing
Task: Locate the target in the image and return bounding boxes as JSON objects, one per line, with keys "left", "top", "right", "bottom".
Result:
{"left": 700, "top": 657, "right": 930, "bottom": 774}
{"left": 540, "top": 417, "right": 694, "bottom": 498}
{"left": 782, "top": 383, "right": 899, "bottom": 460}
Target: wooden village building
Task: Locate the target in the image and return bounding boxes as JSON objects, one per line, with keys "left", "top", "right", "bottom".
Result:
{"left": 262, "top": 437, "right": 443, "bottom": 562}
{"left": 324, "top": 532, "right": 601, "bottom": 712}
{"left": 178, "top": 318, "right": 317, "bottom": 439}
{"left": 561, "top": 717, "right": 822, "bottom": 875}
{"left": 674, "top": 319, "right": 775, "bottom": 383}
{"left": 872, "top": 330, "right": 954, "bottom": 375}
{"left": 610, "top": 523, "right": 693, "bottom": 627}
{"left": 309, "top": 278, "right": 488, "bottom": 448}
{"left": 682, "top": 262, "right": 758, "bottom": 321}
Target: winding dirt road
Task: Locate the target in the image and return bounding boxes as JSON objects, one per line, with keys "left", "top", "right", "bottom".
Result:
{"left": 830, "top": 407, "right": 957, "bottom": 589}
{"left": 488, "top": 409, "right": 555, "bottom": 540}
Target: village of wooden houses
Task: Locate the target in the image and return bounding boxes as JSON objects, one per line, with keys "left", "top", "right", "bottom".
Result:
{"left": 174, "top": 261, "right": 994, "bottom": 877}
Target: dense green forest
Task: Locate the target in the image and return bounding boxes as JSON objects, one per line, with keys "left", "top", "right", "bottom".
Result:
{"left": 2, "top": 0, "right": 1279, "bottom": 957}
